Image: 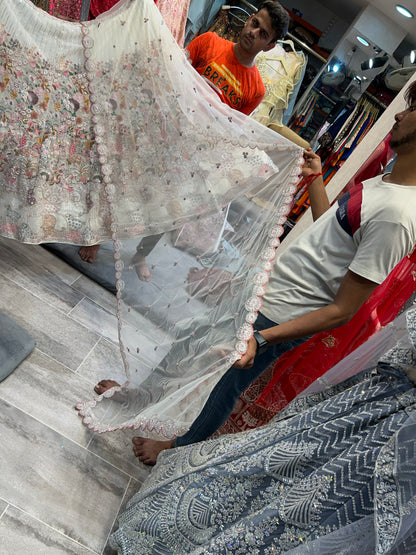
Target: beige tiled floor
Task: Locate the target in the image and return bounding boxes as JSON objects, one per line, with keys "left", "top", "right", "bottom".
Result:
{"left": 0, "top": 236, "right": 151, "bottom": 554}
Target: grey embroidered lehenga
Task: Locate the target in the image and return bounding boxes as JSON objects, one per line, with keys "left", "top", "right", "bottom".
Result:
{"left": 110, "top": 307, "right": 416, "bottom": 554}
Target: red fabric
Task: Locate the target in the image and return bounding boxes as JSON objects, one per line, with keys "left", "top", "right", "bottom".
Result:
{"left": 89, "top": 0, "right": 118, "bottom": 16}
{"left": 48, "top": 0, "right": 83, "bottom": 19}
{"left": 90, "top": 0, "right": 157, "bottom": 17}
{"left": 187, "top": 32, "right": 265, "bottom": 115}
{"left": 218, "top": 247, "right": 416, "bottom": 434}
{"left": 338, "top": 134, "right": 393, "bottom": 196}
{"left": 218, "top": 135, "right": 415, "bottom": 434}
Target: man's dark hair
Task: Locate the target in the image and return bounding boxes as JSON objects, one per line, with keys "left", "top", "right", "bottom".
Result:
{"left": 257, "top": 0, "right": 290, "bottom": 42}
{"left": 405, "top": 80, "right": 416, "bottom": 105}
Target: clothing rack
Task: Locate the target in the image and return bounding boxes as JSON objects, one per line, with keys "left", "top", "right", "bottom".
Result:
{"left": 238, "top": 0, "right": 258, "bottom": 13}
{"left": 286, "top": 32, "right": 328, "bottom": 64}
{"left": 317, "top": 90, "right": 336, "bottom": 105}
{"left": 362, "top": 91, "right": 387, "bottom": 110}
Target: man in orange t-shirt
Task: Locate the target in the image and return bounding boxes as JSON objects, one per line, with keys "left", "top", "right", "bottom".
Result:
{"left": 79, "top": 1, "right": 289, "bottom": 263}
{"left": 186, "top": 1, "right": 289, "bottom": 115}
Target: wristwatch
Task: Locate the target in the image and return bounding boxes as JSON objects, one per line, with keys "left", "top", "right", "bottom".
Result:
{"left": 253, "top": 331, "right": 269, "bottom": 355}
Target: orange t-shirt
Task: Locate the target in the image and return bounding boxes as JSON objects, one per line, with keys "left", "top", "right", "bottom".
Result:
{"left": 186, "top": 32, "right": 265, "bottom": 115}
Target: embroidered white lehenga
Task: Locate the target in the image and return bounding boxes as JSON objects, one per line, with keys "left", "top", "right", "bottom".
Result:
{"left": 0, "top": 0, "right": 303, "bottom": 437}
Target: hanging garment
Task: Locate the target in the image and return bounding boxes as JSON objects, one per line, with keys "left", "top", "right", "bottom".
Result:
{"left": 342, "top": 134, "right": 394, "bottom": 192}
{"left": 89, "top": 0, "right": 119, "bottom": 17}
{"left": 184, "top": 0, "right": 223, "bottom": 46}
{"left": 109, "top": 306, "right": 416, "bottom": 554}
{"left": 30, "top": 0, "right": 51, "bottom": 10}
{"left": 251, "top": 41, "right": 306, "bottom": 127}
{"left": 289, "top": 91, "right": 318, "bottom": 133}
{"left": 1, "top": 0, "right": 303, "bottom": 438}
{"left": 290, "top": 97, "right": 383, "bottom": 223}
{"left": 49, "top": 0, "right": 84, "bottom": 19}
{"left": 319, "top": 96, "right": 382, "bottom": 182}
{"left": 90, "top": 0, "right": 190, "bottom": 46}
{"left": 156, "top": 0, "right": 191, "bottom": 46}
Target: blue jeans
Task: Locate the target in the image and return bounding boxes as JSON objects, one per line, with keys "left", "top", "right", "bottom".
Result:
{"left": 174, "top": 312, "right": 309, "bottom": 447}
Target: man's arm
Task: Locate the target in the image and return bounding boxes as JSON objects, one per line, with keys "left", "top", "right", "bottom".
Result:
{"left": 234, "top": 269, "right": 378, "bottom": 369}
{"left": 302, "top": 148, "right": 330, "bottom": 221}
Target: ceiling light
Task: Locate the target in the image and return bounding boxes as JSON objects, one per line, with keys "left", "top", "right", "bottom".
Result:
{"left": 357, "top": 36, "right": 370, "bottom": 46}
{"left": 395, "top": 5, "right": 414, "bottom": 18}
{"left": 411, "top": 50, "right": 416, "bottom": 64}
{"left": 361, "top": 55, "right": 389, "bottom": 70}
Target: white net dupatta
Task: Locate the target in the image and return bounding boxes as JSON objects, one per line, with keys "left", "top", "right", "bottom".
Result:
{"left": 0, "top": 0, "right": 303, "bottom": 437}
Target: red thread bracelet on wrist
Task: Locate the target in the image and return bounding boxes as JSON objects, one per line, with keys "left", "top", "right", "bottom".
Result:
{"left": 304, "top": 172, "right": 323, "bottom": 186}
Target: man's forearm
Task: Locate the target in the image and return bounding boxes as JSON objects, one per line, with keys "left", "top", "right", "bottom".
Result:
{"left": 260, "top": 302, "right": 354, "bottom": 345}
{"left": 233, "top": 303, "right": 351, "bottom": 370}
{"left": 308, "top": 174, "right": 330, "bottom": 221}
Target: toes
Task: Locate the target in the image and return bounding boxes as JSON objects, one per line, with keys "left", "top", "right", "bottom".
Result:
{"left": 137, "top": 267, "right": 152, "bottom": 282}
{"left": 132, "top": 437, "right": 144, "bottom": 446}
{"left": 94, "top": 379, "right": 120, "bottom": 395}
{"left": 94, "top": 380, "right": 106, "bottom": 394}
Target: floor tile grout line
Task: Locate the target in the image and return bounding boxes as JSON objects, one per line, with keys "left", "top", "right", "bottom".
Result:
{"left": 67, "top": 271, "right": 86, "bottom": 287}
{"left": 100, "top": 476, "right": 135, "bottom": 554}
{"left": 0, "top": 500, "right": 99, "bottom": 553}
{"left": 1, "top": 260, "right": 118, "bottom": 338}
{"left": 0, "top": 241, "right": 84, "bottom": 285}
{"left": 0, "top": 263, "right": 88, "bottom": 318}
{"left": 0, "top": 273, "right": 108, "bottom": 347}
{"left": 71, "top": 275, "right": 118, "bottom": 313}
{"left": 0, "top": 394, "right": 146, "bottom": 481}
{"left": 18, "top": 345, "right": 101, "bottom": 389}
{"left": 74, "top": 337, "right": 103, "bottom": 379}
{"left": 67, "top": 294, "right": 117, "bottom": 320}
{"left": 0, "top": 501, "right": 9, "bottom": 520}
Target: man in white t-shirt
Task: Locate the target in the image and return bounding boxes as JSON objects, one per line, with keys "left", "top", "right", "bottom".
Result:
{"left": 105, "top": 81, "right": 416, "bottom": 465}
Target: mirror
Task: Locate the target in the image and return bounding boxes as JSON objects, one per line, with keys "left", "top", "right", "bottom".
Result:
{"left": 284, "top": 2, "right": 416, "bottom": 145}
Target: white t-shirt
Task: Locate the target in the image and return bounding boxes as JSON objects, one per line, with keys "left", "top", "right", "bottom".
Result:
{"left": 261, "top": 176, "right": 416, "bottom": 324}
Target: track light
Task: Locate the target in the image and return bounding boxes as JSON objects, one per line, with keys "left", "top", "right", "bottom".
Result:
{"left": 361, "top": 55, "right": 389, "bottom": 70}
{"left": 357, "top": 36, "right": 369, "bottom": 46}
{"left": 396, "top": 5, "right": 414, "bottom": 18}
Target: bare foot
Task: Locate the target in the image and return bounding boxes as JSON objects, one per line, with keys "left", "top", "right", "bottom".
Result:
{"left": 132, "top": 252, "right": 152, "bottom": 282}
{"left": 94, "top": 379, "right": 121, "bottom": 395}
{"left": 94, "top": 379, "right": 130, "bottom": 403}
{"left": 79, "top": 244, "right": 100, "bottom": 263}
{"left": 132, "top": 436, "right": 174, "bottom": 465}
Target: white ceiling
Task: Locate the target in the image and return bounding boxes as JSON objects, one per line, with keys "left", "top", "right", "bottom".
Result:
{"left": 318, "top": 0, "right": 416, "bottom": 42}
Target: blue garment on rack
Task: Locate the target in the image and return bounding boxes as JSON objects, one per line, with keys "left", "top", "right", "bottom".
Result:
{"left": 282, "top": 54, "right": 308, "bottom": 126}
{"left": 184, "top": 0, "right": 223, "bottom": 45}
